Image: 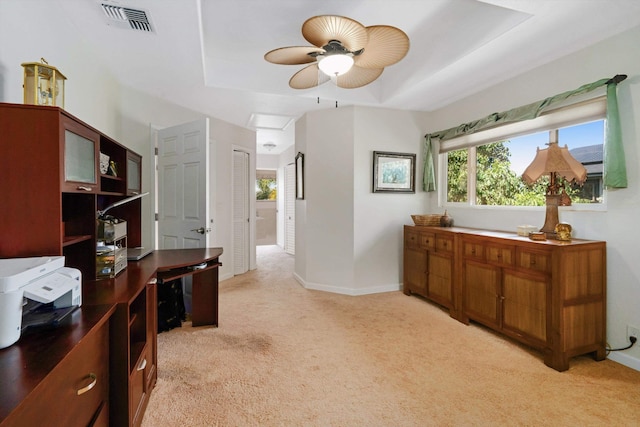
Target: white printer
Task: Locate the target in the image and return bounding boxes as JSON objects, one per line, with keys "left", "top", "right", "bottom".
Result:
{"left": 0, "top": 256, "right": 82, "bottom": 349}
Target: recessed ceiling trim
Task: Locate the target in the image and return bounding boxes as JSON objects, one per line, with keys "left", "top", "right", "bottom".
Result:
{"left": 247, "top": 113, "right": 295, "bottom": 130}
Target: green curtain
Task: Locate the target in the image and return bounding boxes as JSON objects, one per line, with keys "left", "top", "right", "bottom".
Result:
{"left": 604, "top": 82, "right": 628, "bottom": 188}
{"left": 423, "top": 136, "right": 436, "bottom": 192}
{"left": 423, "top": 74, "right": 627, "bottom": 191}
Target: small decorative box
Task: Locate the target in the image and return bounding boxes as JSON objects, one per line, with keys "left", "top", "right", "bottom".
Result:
{"left": 517, "top": 225, "right": 538, "bottom": 236}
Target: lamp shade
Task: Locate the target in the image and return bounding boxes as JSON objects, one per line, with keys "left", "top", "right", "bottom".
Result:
{"left": 521, "top": 142, "right": 587, "bottom": 185}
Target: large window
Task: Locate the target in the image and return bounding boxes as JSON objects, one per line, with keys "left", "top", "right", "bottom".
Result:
{"left": 441, "top": 98, "right": 606, "bottom": 207}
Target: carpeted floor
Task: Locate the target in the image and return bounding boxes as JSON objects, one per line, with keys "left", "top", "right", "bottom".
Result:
{"left": 141, "top": 245, "right": 640, "bottom": 426}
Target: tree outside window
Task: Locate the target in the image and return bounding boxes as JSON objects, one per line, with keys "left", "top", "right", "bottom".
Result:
{"left": 445, "top": 120, "right": 604, "bottom": 206}
{"left": 256, "top": 170, "right": 277, "bottom": 200}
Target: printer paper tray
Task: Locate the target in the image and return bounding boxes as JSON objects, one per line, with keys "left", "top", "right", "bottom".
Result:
{"left": 21, "top": 305, "right": 78, "bottom": 332}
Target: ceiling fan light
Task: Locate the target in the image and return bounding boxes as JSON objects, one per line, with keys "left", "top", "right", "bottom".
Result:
{"left": 318, "top": 54, "right": 354, "bottom": 76}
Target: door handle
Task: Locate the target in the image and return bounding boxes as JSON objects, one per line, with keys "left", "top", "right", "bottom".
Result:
{"left": 191, "top": 227, "right": 211, "bottom": 234}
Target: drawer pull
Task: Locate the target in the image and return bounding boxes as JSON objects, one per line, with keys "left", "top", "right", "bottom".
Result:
{"left": 77, "top": 373, "right": 97, "bottom": 395}
{"left": 137, "top": 358, "right": 147, "bottom": 371}
{"left": 76, "top": 186, "right": 93, "bottom": 192}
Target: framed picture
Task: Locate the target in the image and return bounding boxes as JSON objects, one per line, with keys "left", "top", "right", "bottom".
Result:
{"left": 372, "top": 151, "right": 416, "bottom": 193}
{"left": 295, "top": 152, "right": 304, "bottom": 199}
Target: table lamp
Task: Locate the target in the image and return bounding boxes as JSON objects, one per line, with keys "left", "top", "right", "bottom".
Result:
{"left": 521, "top": 130, "right": 587, "bottom": 238}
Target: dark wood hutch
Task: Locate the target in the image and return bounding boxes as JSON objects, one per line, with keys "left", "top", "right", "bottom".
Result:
{"left": 0, "top": 102, "right": 222, "bottom": 427}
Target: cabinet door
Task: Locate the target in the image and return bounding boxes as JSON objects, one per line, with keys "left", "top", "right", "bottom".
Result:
{"left": 463, "top": 261, "right": 500, "bottom": 328}
{"left": 502, "top": 269, "right": 547, "bottom": 345}
{"left": 127, "top": 151, "right": 142, "bottom": 195}
{"left": 61, "top": 117, "right": 99, "bottom": 193}
{"left": 428, "top": 252, "right": 453, "bottom": 308}
{"left": 404, "top": 246, "right": 427, "bottom": 297}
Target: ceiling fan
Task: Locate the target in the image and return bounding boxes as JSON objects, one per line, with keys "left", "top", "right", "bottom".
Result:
{"left": 264, "top": 15, "right": 409, "bottom": 89}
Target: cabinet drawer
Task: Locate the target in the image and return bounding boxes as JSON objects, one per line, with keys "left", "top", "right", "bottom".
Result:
{"left": 405, "top": 230, "right": 420, "bottom": 248}
{"left": 5, "top": 322, "right": 109, "bottom": 427}
{"left": 517, "top": 248, "right": 551, "bottom": 274}
{"left": 436, "top": 236, "right": 454, "bottom": 253}
{"left": 420, "top": 232, "right": 436, "bottom": 249}
{"left": 130, "top": 345, "right": 150, "bottom": 426}
{"left": 463, "top": 240, "right": 484, "bottom": 260}
{"left": 486, "top": 244, "right": 514, "bottom": 266}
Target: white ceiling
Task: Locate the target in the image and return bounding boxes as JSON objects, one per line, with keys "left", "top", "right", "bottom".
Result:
{"left": 49, "top": 0, "right": 640, "bottom": 154}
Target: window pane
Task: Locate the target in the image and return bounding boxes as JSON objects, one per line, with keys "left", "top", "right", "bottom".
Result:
{"left": 476, "top": 132, "right": 549, "bottom": 206}
{"left": 256, "top": 170, "right": 277, "bottom": 200}
{"left": 447, "top": 149, "right": 468, "bottom": 203}
{"left": 559, "top": 120, "right": 604, "bottom": 203}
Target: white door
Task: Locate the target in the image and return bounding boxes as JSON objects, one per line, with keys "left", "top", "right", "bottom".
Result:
{"left": 233, "top": 150, "right": 249, "bottom": 274}
{"left": 285, "top": 162, "right": 295, "bottom": 255}
{"left": 157, "top": 118, "right": 211, "bottom": 249}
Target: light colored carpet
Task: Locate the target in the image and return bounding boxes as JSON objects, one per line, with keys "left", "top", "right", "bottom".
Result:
{"left": 142, "top": 245, "right": 640, "bottom": 426}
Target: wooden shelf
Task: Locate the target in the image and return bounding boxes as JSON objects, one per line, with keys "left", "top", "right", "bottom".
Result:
{"left": 63, "top": 234, "right": 93, "bottom": 246}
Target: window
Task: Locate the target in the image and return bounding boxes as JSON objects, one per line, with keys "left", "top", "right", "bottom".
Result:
{"left": 256, "top": 170, "right": 277, "bottom": 200}
{"left": 441, "top": 98, "right": 606, "bottom": 207}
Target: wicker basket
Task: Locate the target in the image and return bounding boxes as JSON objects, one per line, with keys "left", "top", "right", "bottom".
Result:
{"left": 411, "top": 214, "right": 443, "bottom": 227}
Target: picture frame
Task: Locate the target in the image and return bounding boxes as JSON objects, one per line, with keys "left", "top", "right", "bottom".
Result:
{"left": 295, "top": 151, "right": 304, "bottom": 199}
{"left": 372, "top": 151, "right": 416, "bottom": 193}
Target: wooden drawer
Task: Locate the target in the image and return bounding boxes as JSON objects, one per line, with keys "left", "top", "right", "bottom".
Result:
{"left": 485, "top": 243, "right": 514, "bottom": 266}
{"left": 405, "top": 229, "right": 420, "bottom": 249}
{"left": 420, "top": 232, "right": 436, "bottom": 249}
{"left": 436, "top": 235, "right": 454, "bottom": 253}
{"left": 4, "top": 321, "right": 109, "bottom": 427}
{"left": 462, "top": 239, "right": 484, "bottom": 260}
{"left": 517, "top": 248, "right": 551, "bottom": 274}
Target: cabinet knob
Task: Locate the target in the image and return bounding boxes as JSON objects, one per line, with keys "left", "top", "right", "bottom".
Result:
{"left": 76, "top": 373, "right": 97, "bottom": 395}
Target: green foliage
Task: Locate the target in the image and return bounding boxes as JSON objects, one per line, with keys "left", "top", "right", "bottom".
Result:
{"left": 447, "top": 141, "right": 566, "bottom": 206}
{"left": 256, "top": 178, "right": 276, "bottom": 200}
{"left": 447, "top": 149, "right": 468, "bottom": 202}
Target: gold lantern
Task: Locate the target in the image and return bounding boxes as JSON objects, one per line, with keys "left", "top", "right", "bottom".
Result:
{"left": 22, "top": 58, "right": 66, "bottom": 107}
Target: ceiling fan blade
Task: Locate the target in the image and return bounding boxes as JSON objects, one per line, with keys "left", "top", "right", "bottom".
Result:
{"left": 335, "top": 65, "right": 384, "bottom": 89}
{"left": 302, "top": 15, "right": 368, "bottom": 51}
{"left": 289, "top": 63, "right": 331, "bottom": 89}
{"left": 265, "top": 46, "right": 325, "bottom": 65}
{"left": 355, "top": 25, "right": 410, "bottom": 69}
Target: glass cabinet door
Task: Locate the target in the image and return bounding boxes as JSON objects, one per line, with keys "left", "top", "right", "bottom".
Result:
{"left": 62, "top": 118, "right": 98, "bottom": 193}
{"left": 127, "top": 152, "right": 142, "bottom": 195}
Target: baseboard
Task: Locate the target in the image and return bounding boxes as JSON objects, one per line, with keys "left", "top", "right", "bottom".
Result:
{"left": 607, "top": 352, "right": 640, "bottom": 372}
{"left": 219, "top": 272, "right": 234, "bottom": 282}
{"left": 293, "top": 273, "right": 401, "bottom": 296}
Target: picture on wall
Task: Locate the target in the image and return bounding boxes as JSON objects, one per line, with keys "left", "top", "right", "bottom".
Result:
{"left": 295, "top": 151, "right": 304, "bottom": 199}
{"left": 372, "top": 151, "right": 416, "bottom": 193}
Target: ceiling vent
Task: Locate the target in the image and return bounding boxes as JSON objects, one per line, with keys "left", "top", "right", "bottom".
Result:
{"left": 101, "top": 3, "right": 154, "bottom": 32}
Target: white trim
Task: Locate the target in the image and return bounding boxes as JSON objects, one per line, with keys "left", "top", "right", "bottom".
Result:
{"left": 293, "top": 273, "right": 401, "bottom": 296}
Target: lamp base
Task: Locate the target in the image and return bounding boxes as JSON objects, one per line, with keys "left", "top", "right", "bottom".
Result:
{"left": 540, "top": 194, "right": 560, "bottom": 239}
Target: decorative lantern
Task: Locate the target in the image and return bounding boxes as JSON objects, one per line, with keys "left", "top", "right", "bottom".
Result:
{"left": 22, "top": 58, "right": 66, "bottom": 107}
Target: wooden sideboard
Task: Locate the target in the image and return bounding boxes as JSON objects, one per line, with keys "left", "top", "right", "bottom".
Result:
{"left": 403, "top": 225, "right": 606, "bottom": 372}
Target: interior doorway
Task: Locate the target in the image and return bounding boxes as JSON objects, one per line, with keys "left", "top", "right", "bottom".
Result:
{"left": 256, "top": 169, "right": 277, "bottom": 246}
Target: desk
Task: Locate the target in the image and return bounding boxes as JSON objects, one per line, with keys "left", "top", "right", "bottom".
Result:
{"left": 0, "top": 248, "right": 223, "bottom": 427}
{"left": 85, "top": 247, "right": 223, "bottom": 426}
{"left": 0, "top": 304, "right": 116, "bottom": 426}
{"left": 153, "top": 249, "right": 223, "bottom": 326}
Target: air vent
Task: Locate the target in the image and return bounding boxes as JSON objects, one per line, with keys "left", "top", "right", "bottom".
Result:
{"left": 101, "top": 3, "right": 154, "bottom": 32}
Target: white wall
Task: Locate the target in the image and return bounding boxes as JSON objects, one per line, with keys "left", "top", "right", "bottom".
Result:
{"left": 353, "top": 107, "right": 428, "bottom": 292}
{"left": 425, "top": 25, "right": 640, "bottom": 370}
{"left": 295, "top": 106, "right": 429, "bottom": 295}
